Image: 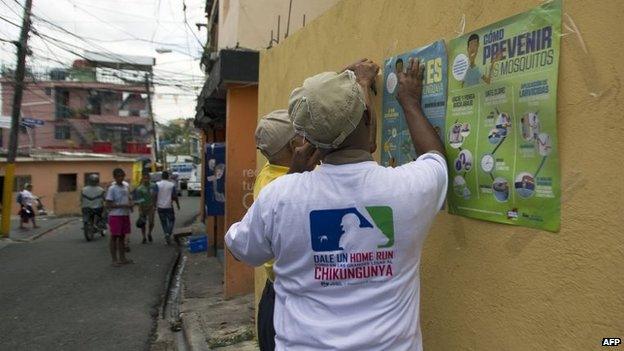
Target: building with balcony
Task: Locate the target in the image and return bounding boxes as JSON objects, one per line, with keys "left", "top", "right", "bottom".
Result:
{"left": 0, "top": 55, "right": 155, "bottom": 155}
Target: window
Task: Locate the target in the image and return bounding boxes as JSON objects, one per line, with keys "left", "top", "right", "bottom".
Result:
{"left": 55, "top": 89, "right": 70, "bottom": 118}
{"left": 13, "top": 175, "right": 32, "bottom": 192}
{"left": 84, "top": 172, "right": 99, "bottom": 185}
{"left": 58, "top": 174, "right": 77, "bottom": 192}
{"left": 55, "top": 125, "right": 71, "bottom": 140}
{"left": 44, "top": 87, "right": 52, "bottom": 96}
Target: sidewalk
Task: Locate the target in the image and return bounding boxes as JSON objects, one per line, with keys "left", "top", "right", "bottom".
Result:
{"left": 178, "top": 226, "right": 258, "bottom": 350}
{"left": 2, "top": 215, "right": 77, "bottom": 243}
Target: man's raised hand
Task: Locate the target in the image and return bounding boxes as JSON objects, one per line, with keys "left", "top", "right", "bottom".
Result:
{"left": 288, "top": 141, "right": 323, "bottom": 174}
{"left": 344, "top": 58, "right": 380, "bottom": 88}
{"left": 396, "top": 57, "right": 425, "bottom": 109}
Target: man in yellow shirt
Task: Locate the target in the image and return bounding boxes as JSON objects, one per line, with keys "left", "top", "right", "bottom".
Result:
{"left": 254, "top": 109, "right": 303, "bottom": 351}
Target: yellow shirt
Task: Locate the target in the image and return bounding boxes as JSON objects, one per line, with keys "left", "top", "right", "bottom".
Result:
{"left": 253, "top": 162, "right": 289, "bottom": 282}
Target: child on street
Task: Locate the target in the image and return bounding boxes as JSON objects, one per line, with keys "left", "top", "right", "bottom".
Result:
{"left": 105, "top": 168, "right": 134, "bottom": 266}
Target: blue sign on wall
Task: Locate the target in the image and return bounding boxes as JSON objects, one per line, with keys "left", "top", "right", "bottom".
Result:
{"left": 205, "top": 143, "right": 225, "bottom": 216}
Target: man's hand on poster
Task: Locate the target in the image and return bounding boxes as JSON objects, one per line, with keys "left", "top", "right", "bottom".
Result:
{"left": 288, "top": 140, "right": 324, "bottom": 174}
{"left": 343, "top": 58, "right": 379, "bottom": 89}
{"left": 343, "top": 58, "right": 380, "bottom": 153}
{"left": 396, "top": 57, "right": 424, "bottom": 109}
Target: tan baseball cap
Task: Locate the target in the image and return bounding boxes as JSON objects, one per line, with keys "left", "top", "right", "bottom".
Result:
{"left": 255, "top": 109, "right": 296, "bottom": 157}
{"left": 288, "top": 70, "right": 366, "bottom": 149}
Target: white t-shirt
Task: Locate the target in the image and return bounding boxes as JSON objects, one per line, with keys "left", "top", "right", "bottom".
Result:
{"left": 225, "top": 153, "right": 448, "bottom": 351}
{"left": 156, "top": 180, "right": 175, "bottom": 209}
{"left": 20, "top": 190, "right": 36, "bottom": 207}
{"left": 106, "top": 182, "right": 131, "bottom": 216}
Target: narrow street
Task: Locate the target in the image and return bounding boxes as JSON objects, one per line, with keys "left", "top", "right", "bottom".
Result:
{"left": 0, "top": 196, "right": 199, "bottom": 351}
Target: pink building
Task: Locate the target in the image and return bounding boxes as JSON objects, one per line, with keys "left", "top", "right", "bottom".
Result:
{"left": 0, "top": 62, "right": 152, "bottom": 154}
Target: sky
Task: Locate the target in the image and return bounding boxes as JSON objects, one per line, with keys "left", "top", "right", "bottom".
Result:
{"left": 0, "top": 0, "right": 206, "bottom": 123}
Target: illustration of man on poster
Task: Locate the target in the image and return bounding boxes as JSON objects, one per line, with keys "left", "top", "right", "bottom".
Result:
{"left": 462, "top": 33, "right": 502, "bottom": 87}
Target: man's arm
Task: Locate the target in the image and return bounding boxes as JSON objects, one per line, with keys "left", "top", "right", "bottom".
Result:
{"left": 104, "top": 187, "right": 132, "bottom": 209}
{"left": 344, "top": 58, "right": 380, "bottom": 153}
{"left": 172, "top": 189, "right": 180, "bottom": 210}
{"left": 396, "top": 57, "right": 445, "bottom": 157}
{"left": 225, "top": 191, "right": 273, "bottom": 266}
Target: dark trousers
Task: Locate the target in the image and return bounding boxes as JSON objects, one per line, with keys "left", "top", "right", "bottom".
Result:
{"left": 157, "top": 208, "right": 175, "bottom": 236}
{"left": 257, "top": 279, "right": 276, "bottom": 351}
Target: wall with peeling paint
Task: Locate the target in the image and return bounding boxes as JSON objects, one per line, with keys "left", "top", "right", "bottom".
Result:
{"left": 256, "top": 0, "right": 624, "bottom": 349}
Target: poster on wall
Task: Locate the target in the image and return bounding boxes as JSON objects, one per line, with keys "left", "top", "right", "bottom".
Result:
{"left": 381, "top": 40, "right": 448, "bottom": 167}
{"left": 205, "top": 143, "right": 225, "bottom": 216}
{"left": 445, "top": 0, "right": 562, "bottom": 232}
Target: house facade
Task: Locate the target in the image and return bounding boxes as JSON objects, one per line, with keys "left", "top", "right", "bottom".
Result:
{"left": 0, "top": 62, "right": 152, "bottom": 154}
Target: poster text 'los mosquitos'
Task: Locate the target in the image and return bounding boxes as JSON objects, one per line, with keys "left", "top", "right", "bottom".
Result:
{"left": 483, "top": 26, "right": 555, "bottom": 76}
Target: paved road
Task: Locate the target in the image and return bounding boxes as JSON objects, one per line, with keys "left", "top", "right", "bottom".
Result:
{"left": 0, "top": 196, "right": 200, "bottom": 351}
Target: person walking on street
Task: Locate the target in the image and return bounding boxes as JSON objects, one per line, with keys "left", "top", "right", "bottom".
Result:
{"left": 105, "top": 168, "right": 134, "bottom": 267}
{"left": 253, "top": 109, "right": 305, "bottom": 351}
{"left": 134, "top": 173, "right": 157, "bottom": 244}
{"left": 18, "top": 184, "right": 39, "bottom": 230}
{"left": 226, "top": 58, "right": 447, "bottom": 350}
{"left": 156, "top": 171, "right": 180, "bottom": 245}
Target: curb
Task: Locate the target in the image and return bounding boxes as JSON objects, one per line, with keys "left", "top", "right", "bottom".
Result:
{"left": 13, "top": 217, "right": 79, "bottom": 243}
{"left": 182, "top": 313, "right": 211, "bottom": 351}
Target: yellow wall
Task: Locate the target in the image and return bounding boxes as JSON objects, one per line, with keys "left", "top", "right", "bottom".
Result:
{"left": 219, "top": 0, "right": 340, "bottom": 50}
{"left": 257, "top": 0, "right": 624, "bottom": 349}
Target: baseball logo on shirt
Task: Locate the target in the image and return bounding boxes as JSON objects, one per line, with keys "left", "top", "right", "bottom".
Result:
{"left": 310, "top": 206, "right": 395, "bottom": 287}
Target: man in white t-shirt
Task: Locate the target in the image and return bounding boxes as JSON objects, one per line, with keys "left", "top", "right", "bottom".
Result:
{"left": 156, "top": 171, "right": 180, "bottom": 245}
{"left": 105, "top": 168, "right": 134, "bottom": 266}
{"left": 19, "top": 183, "right": 39, "bottom": 229}
{"left": 226, "top": 58, "right": 447, "bottom": 350}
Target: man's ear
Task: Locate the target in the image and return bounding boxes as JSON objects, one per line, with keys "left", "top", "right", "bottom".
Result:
{"left": 288, "top": 137, "right": 298, "bottom": 151}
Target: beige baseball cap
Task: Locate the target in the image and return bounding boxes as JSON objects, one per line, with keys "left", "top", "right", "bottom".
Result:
{"left": 255, "top": 109, "right": 296, "bottom": 157}
{"left": 288, "top": 70, "right": 366, "bottom": 149}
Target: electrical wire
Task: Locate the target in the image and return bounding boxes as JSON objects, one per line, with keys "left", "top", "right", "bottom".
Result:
{"left": 3, "top": 0, "right": 204, "bottom": 121}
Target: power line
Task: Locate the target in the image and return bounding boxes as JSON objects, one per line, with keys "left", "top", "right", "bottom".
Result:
{"left": 30, "top": 20, "right": 201, "bottom": 80}
{"left": 0, "top": 14, "right": 21, "bottom": 27}
{"left": 181, "top": 0, "right": 204, "bottom": 48}
{"left": 28, "top": 28, "right": 202, "bottom": 88}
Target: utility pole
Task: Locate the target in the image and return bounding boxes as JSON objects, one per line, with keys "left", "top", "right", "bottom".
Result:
{"left": 145, "top": 72, "right": 158, "bottom": 173}
{"left": 1, "top": 0, "right": 33, "bottom": 237}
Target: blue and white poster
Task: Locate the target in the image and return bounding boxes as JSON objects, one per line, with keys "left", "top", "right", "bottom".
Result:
{"left": 204, "top": 143, "right": 225, "bottom": 216}
{"left": 381, "top": 40, "right": 448, "bottom": 167}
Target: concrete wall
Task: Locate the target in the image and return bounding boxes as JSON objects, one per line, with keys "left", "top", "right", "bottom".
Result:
{"left": 53, "top": 191, "right": 82, "bottom": 216}
{"left": 257, "top": 0, "right": 624, "bottom": 349}
{"left": 218, "top": 0, "right": 241, "bottom": 50}
{"left": 218, "top": 0, "right": 339, "bottom": 51}
{"left": 0, "top": 160, "right": 134, "bottom": 215}
{"left": 223, "top": 84, "right": 258, "bottom": 298}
